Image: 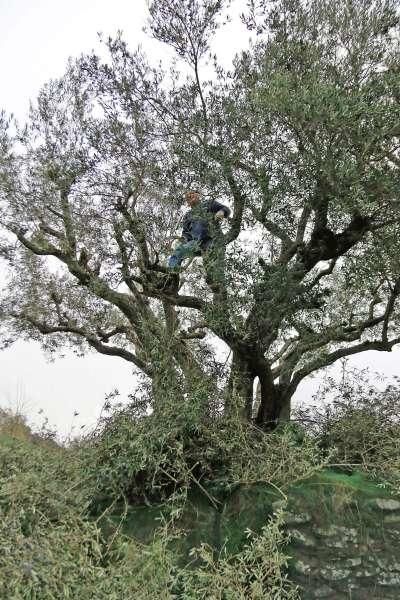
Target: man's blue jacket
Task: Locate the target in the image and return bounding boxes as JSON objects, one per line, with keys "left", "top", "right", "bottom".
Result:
{"left": 181, "top": 199, "right": 231, "bottom": 246}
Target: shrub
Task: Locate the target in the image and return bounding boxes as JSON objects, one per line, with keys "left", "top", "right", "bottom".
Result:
{"left": 179, "top": 512, "right": 298, "bottom": 599}
{"left": 0, "top": 431, "right": 300, "bottom": 599}
{"left": 293, "top": 369, "right": 400, "bottom": 483}
{"left": 83, "top": 394, "right": 329, "bottom": 512}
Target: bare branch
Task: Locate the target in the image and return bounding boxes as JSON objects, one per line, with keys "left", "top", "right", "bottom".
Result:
{"left": 288, "top": 336, "right": 400, "bottom": 397}
{"left": 60, "top": 188, "right": 77, "bottom": 255}
{"left": 382, "top": 277, "right": 400, "bottom": 343}
{"left": 222, "top": 164, "right": 246, "bottom": 244}
{"left": 10, "top": 312, "right": 153, "bottom": 376}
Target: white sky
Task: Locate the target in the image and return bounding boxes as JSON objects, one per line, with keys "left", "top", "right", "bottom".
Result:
{"left": 0, "top": 0, "right": 398, "bottom": 438}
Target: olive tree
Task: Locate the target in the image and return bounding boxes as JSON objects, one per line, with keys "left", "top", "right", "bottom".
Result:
{"left": 1, "top": 0, "right": 399, "bottom": 425}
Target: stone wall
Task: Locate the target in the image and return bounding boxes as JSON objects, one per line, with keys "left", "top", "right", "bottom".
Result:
{"left": 118, "top": 470, "right": 400, "bottom": 599}
{"left": 281, "top": 494, "right": 400, "bottom": 599}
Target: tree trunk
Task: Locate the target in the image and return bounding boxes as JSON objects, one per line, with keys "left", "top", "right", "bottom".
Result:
{"left": 225, "top": 351, "right": 255, "bottom": 420}
{"left": 278, "top": 396, "right": 291, "bottom": 421}
{"left": 255, "top": 381, "right": 292, "bottom": 423}
{"left": 255, "top": 375, "right": 291, "bottom": 427}
{"left": 225, "top": 351, "right": 293, "bottom": 426}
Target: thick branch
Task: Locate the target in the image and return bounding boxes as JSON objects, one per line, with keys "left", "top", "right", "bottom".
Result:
{"left": 117, "top": 196, "right": 151, "bottom": 268}
{"left": 295, "top": 205, "right": 312, "bottom": 244}
{"left": 221, "top": 164, "right": 246, "bottom": 244}
{"left": 306, "top": 259, "right": 337, "bottom": 289}
{"left": 382, "top": 277, "right": 400, "bottom": 343}
{"left": 10, "top": 312, "right": 152, "bottom": 376}
{"left": 14, "top": 230, "right": 65, "bottom": 259}
{"left": 113, "top": 220, "right": 148, "bottom": 302}
{"left": 288, "top": 336, "right": 400, "bottom": 398}
{"left": 296, "top": 212, "right": 371, "bottom": 273}
{"left": 39, "top": 222, "right": 63, "bottom": 240}
{"left": 143, "top": 286, "right": 207, "bottom": 311}
{"left": 60, "top": 188, "right": 77, "bottom": 255}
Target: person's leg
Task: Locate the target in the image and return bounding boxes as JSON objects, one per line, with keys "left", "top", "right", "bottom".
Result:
{"left": 168, "top": 240, "right": 201, "bottom": 269}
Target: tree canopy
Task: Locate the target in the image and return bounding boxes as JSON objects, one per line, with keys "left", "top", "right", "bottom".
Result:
{"left": 0, "top": 0, "right": 399, "bottom": 425}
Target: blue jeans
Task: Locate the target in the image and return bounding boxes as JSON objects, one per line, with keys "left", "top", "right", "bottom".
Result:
{"left": 168, "top": 240, "right": 202, "bottom": 268}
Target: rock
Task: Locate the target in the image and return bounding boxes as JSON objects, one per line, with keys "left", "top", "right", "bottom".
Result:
{"left": 283, "top": 511, "right": 312, "bottom": 525}
{"left": 325, "top": 538, "right": 347, "bottom": 549}
{"left": 384, "top": 514, "right": 400, "bottom": 524}
{"left": 378, "top": 572, "right": 400, "bottom": 586}
{"left": 293, "top": 559, "right": 312, "bottom": 575}
{"left": 312, "top": 585, "right": 335, "bottom": 598}
{"left": 344, "top": 557, "right": 362, "bottom": 568}
{"left": 314, "top": 525, "right": 357, "bottom": 541}
{"left": 320, "top": 565, "right": 351, "bottom": 582}
{"left": 373, "top": 498, "right": 400, "bottom": 511}
{"left": 289, "top": 529, "right": 316, "bottom": 547}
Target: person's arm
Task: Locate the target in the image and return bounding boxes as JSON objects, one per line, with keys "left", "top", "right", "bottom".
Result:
{"left": 181, "top": 212, "right": 192, "bottom": 240}
{"left": 208, "top": 199, "right": 231, "bottom": 219}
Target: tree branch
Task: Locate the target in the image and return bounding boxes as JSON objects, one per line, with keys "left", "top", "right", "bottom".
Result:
{"left": 60, "top": 188, "right": 77, "bottom": 255}
{"left": 295, "top": 205, "right": 312, "bottom": 244}
{"left": 288, "top": 336, "right": 400, "bottom": 397}
{"left": 13, "top": 229, "right": 65, "bottom": 259}
{"left": 10, "top": 312, "right": 153, "bottom": 376}
{"left": 221, "top": 164, "right": 246, "bottom": 244}
{"left": 275, "top": 304, "right": 392, "bottom": 382}
{"left": 382, "top": 277, "right": 400, "bottom": 343}
{"left": 117, "top": 194, "right": 151, "bottom": 268}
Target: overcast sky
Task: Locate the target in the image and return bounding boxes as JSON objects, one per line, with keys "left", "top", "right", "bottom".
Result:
{"left": 0, "top": 0, "right": 398, "bottom": 438}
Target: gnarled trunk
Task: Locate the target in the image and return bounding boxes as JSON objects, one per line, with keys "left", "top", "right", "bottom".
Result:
{"left": 225, "top": 351, "right": 255, "bottom": 420}
{"left": 225, "top": 349, "right": 291, "bottom": 426}
{"left": 254, "top": 378, "right": 292, "bottom": 426}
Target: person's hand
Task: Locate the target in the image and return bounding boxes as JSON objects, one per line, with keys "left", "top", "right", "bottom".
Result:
{"left": 170, "top": 237, "right": 183, "bottom": 250}
{"left": 215, "top": 210, "right": 225, "bottom": 221}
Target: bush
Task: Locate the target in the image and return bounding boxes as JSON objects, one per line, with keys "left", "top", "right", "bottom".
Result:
{"left": 0, "top": 431, "right": 300, "bottom": 599}
{"left": 179, "top": 512, "right": 298, "bottom": 599}
{"left": 0, "top": 406, "right": 57, "bottom": 446}
{"left": 293, "top": 369, "right": 400, "bottom": 483}
{"left": 84, "top": 395, "right": 329, "bottom": 512}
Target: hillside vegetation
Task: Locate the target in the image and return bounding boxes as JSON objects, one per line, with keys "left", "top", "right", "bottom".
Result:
{"left": 1, "top": 375, "right": 400, "bottom": 599}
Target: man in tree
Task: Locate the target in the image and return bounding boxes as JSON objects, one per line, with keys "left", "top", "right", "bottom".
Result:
{"left": 157, "top": 189, "right": 230, "bottom": 292}
{"left": 168, "top": 190, "right": 230, "bottom": 269}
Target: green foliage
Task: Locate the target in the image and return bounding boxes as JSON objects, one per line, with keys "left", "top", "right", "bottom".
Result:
{"left": 1, "top": 375, "right": 400, "bottom": 598}
{"left": 179, "top": 513, "right": 298, "bottom": 599}
{"left": 0, "top": 434, "right": 182, "bottom": 599}
{"left": 0, "top": 425, "right": 301, "bottom": 599}
{"left": 294, "top": 369, "right": 400, "bottom": 486}
{"left": 0, "top": 437, "right": 98, "bottom": 599}
{"left": 85, "top": 396, "right": 329, "bottom": 511}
